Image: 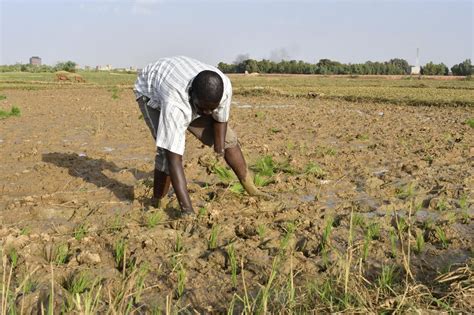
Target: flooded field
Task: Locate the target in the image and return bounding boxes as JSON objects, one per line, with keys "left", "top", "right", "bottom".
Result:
{"left": 0, "top": 73, "right": 473, "bottom": 313}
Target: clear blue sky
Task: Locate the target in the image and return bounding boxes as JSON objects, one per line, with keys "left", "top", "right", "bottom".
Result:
{"left": 1, "top": 0, "right": 472, "bottom": 68}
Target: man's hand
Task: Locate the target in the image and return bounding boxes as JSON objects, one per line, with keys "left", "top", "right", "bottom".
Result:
{"left": 166, "top": 150, "right": 194, "bottom": 215}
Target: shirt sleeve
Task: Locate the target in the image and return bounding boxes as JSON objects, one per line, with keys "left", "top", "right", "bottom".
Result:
{"left": 156, "top": 104, "right": 188, "bottom": 155}
{"left": 212, "top": 89, "right": 232, "bottom": 122}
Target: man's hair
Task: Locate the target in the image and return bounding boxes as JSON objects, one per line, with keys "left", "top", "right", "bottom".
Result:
{"left": 191, "top": 70, "right": 224, "bottom": 104}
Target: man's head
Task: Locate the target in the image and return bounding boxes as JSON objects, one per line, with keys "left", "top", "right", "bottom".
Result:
{"left": 189, "top": 70, "right": 224, "bottom": 116}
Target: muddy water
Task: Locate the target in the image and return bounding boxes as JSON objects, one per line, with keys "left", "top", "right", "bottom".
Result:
{"left": 0, "top": 88, "right": 473, "bottom": 312}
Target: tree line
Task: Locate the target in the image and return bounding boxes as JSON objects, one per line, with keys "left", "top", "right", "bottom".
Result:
{"left": 0, "top": 61, "right": 77, "bottom": 73}
{"left": 218, "top": 58, "right": 472, "bottom": 76}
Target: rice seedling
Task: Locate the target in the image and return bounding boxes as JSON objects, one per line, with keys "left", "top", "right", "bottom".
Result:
{"left": 304, "top": 162, "right": 326, "bottom": 179}
{"left": 377, "top": 265, "right": 397, "bottom": 291}
{"left": 110, "top": 215, "right": 123, "bottom": 232}
{"left": 198, "top": 206, "right": 207, "bottom": 218}
{"left": 227, "top": 244, "right": 238, "bottom": 288}
{"left": 110, "top": 86, "right": 120, "bottom": 99}
{"left": 20, "top": 227, "right": 30, "bottom": 236}
{"left": 212, "top": 164, "right": 234, "bottom": 183}
{"left": 275, "top": 158, "right": 298, "bottom": 174}
{"left": 414, "top": 230, "right": 425, "bottom": 254}
{"left": 395, "top": 183, "right": 415, "bottom": 199}
{"left": 72, "top": 284, "right": 102, "bottom": 314}
{"left": 208, "top": 224, "right": 219, "bottom": 250}
{"left": 63, "top": 271, "right": 95, "bottom": 295}
{"left": 395, "top": 216, "right": 408, "bottom": 233}
{"left": 356, "top": 133, "right": 370, "bottom": 141}
{"left": 254, "top": 173, "right": 273, "bottom": 187}
{"left": 352, "top": 213, "right": 364, "bottom": 228}
{"left": 146, "top": 211, "right": 162, "bottom": 228}
{"left": 458, "top": 193, "right": 468, "bottom": 210}
{"left": 389, "top": 229, "right": 398, "bottom": 258}
{"left": 7, "top": 248, "right": 18, "bottom": 268}
{"left": 314, "top": 145, "right": 337, "bottom": 157}
{"left": 176, "top": 263, "right": 186, "bottom": 298}
{"left": 73, "top": 223, "right": 87, "bottom": 241}
{"left": 0, "top": 95, "right": 6, "bottom": 100}
{"left": 321, "top": 217, "right": 334, "bottom": 248}
{"left": 286, "top": 141, "right": 295, "bottom": 151}
{"left": 367, "top": 222, "right": 381, "bottom": 240}
{"left": 252, "top": 155, "right": 275, "bottom": 177}
{"left": 436, "top": 198, "right": 448, "bottom": 211}
{"left": 54, "top": 244, "right": 70, "bottom": 265}
{"left": 134, "top": 264, "right": 149, "bottom": 303}
{"left": 435, "top": 227, "right": 448, "bottom": 249}
{"left": 174, "top": 234, "right": 183, "bottom": 253}
{"left": 229, "top": 182, "right": 244, "bottom": 194}
{"left": 114, "top": 239, "right": 126, "bottom": 268}
{"left": 466, "top": 118, "right": 474, "bottom": 128}
{"left": 257, "top": 224, "right": 266, "bottom": 240}
{"left": 0, "top": 106, "right": 21, "bottom": 119}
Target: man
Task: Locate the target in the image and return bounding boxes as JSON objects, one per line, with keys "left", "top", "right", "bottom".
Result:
{"left": 134, "top": 56, "right": 268, "bottom": 216}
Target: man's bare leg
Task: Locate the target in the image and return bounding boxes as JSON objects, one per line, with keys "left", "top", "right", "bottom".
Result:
{"left": 224, "top": 145, "right": 270, "bottom": 198}
{"left": 151, "top": 169, "right": 171, "bottom": 207}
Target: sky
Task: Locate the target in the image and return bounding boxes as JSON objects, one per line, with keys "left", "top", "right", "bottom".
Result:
{"left": 0, "top": 0, "right": 472, "bottom": 68}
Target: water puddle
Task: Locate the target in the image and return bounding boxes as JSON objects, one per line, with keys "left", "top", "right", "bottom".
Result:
{"left": 232, "top": 101, "right": 295, "bottom": 109}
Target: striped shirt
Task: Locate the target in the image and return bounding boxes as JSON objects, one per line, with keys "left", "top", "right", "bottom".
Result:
{"left": 134, "top": 56, "right": 232, "bottom": 155}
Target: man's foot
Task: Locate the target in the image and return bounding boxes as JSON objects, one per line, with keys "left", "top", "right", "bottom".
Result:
{"left": 240, "top": 174, "right": 273, "bottom": 200}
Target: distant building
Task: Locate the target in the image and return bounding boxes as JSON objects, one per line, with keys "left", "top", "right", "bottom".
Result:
{"left": 410, "top": 66, "right": 421, "bottom": 75}
{"left": 96, "top": 64, "right": 112, "bottom": 71}
{"left": 410, "top": 48, "right": 420, "bottom": 75}
{"left": 29, "top": 56, "right": 42, "bottom": 66}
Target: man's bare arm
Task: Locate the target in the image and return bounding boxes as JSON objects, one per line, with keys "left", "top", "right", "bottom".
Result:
{"left": 213, "top": 120, "right": 227, "bottom": 156}
{"left": 165, "top": 150, "right": 194, "bottom": 214}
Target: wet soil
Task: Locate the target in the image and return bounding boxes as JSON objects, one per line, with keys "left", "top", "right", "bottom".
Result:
{"left": 0, "top": 87, "right": 472, "bottom": 312}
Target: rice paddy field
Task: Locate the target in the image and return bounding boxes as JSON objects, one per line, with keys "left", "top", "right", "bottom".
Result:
{"left": 0, "top": 71, "right": 473, "bottom": 313}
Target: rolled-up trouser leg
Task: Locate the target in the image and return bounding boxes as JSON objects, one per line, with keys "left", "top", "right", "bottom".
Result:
{"left": 187, "top": 115, "right": 238, "bottom": 149}
{"left": 137, "top": 96, "right": 171, "bottom": 199}
{"left": 136, "top": 96, "right": 169, "bottom": 174}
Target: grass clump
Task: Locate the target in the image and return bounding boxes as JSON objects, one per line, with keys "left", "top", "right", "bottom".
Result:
{"left": 304, "top": 162, "right": 326, "bottom": 179}
{"left": 212, "top": 164, "right": 234, "bottom": 183}
{"left": 208, "top": 224, "right": 220, "bottom": 250}
{"left": 110, "top": 86, "right": 120, "bottom": 99}
{"left": 466, "top": 118, "right": 474, "bottom": 128}
{"left": 8, "top": 248, "right": 19, "bottom": 268}
{"left": 176, "top": 263, "right": 186, "bottom": 298}
{"left": 146, "top": 211, "right": 162, "bottom": 228}
{"left": 252, "top": 155, "right": 275, "bottom": 177}
{"left": 55, "top": 243, "right": 70, "bottom": 265}
{"left": 74, "top": 224, "right": 88, "bottom": 241}
{"left": 254, "top": 173, "right": 273, "bottom": 187}
{"left": 63, "top": 271, "right": 95, "bottom": 295}
{"left": 114, "top": 239, "right": 126, "bottom": 268}
{"left": 257, "top": 224, "right": 266, "bottom": 240}
{"left": 229, "top": 182, "right": 244, "bottom": 194}
{"left": 0, "top": 106, "right": 21, "bottom": 120}
{"left": 0, "top": 95, "right": 6, "bottom": 100}
{"left": 414, "top": 230, "right": 425, "bottom": 254}
{"left": 435, "top": 227, "right": 448, "bottom": 249}
{"left": 395, "top": 183, "right": 415, "bottom": 199}
{"left": 377, "top": 265, "right": 397, "bottom": 292}
{"left": 227, "top": 244, "right": 238, "bottom": 288}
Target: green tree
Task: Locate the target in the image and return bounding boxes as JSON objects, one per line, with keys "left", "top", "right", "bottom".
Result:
{"left": 55, "top": 61, "right": 77, "bottom": 72}
{"left": 451, "top": 59, "right": 472, "bottom": 76}
{"left": 422, "top": 62, "right": 448, "bottom": 75}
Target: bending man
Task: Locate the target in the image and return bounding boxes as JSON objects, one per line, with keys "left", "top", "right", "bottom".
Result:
{"left": 134, "top": 56, "right": 267, "bottom": 215}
